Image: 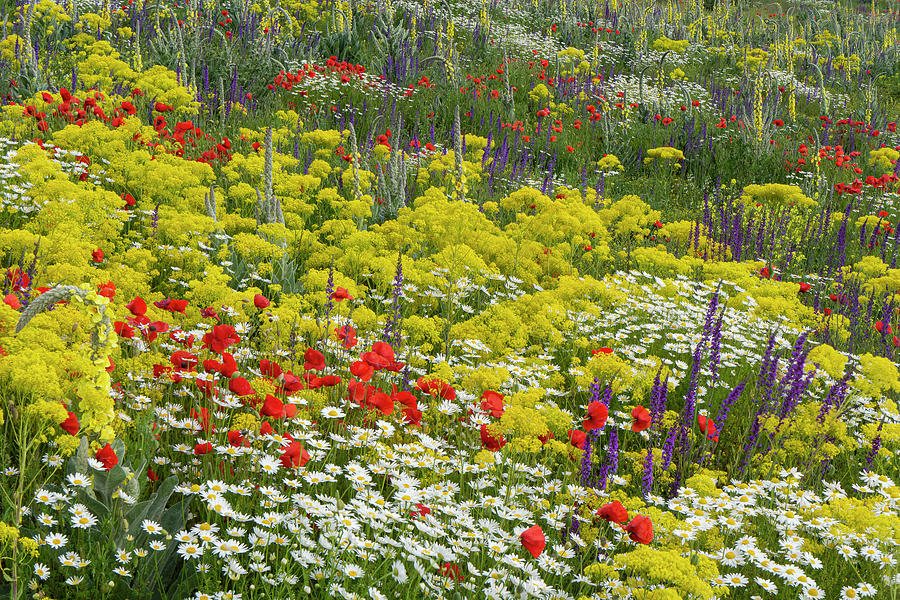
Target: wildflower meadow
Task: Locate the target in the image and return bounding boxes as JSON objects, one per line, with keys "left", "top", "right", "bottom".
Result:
{"left": 2, "top": 0, "right": 900, "bottom": 597}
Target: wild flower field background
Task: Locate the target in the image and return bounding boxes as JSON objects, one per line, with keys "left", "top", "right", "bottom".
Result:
{"left": 1, "top": 0, "right": 900, "bottom": 597}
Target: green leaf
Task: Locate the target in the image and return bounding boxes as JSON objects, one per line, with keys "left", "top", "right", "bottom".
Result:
{"left": 145, "top": 475, "right": 178, "bottom": 523}
{"left": 100, "top": 465, "right": 127, "bottom": 503}
{"left": 77, "top": 488, "right": 109, "bottom": 519}
{"left": 160, "top": 497, "right": 190, "bottom": 535}
{"left": 124, "top": 499, "right": 152, "bottom": 540}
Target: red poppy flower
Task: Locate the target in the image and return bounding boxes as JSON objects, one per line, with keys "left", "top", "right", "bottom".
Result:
{"left": 163, "top": 298, "right": 188, "bottom": 313}
{"left": 259, "top": 421, "right": 274, "bottom": 436}
{"left": 220, "top": 353, "right": 238, "bottom": 377}
{"left": 200, "top": 306, "right": 220, "bottom": 321}
{"left": 350, "top": 360, "right": 374, "bottom": 382}
{"left": 592, "top": 347, "right": 613, "bottom": 355}
{"left": 403, "top": 406, "right": 422, "bottom": 426}
{"left": 568, "top": 429, "right": 587, "bottom": 449}
{"left": 312, "top": 375, "right": 342, "bottom": 387}
{"left": 278, "top": 371, "right": 303, "bottom": 393}
{"left": 261, "top": 394, "right": 284, "bottom": 418}
{"left": 97, "top": 281, "right": 116, "bottom": 299}
{"left": 255, "top": 359, "right": 278, "bottom": 379}
{"left": 303, "top": 348, "right": 325, "bottom": 371}
{"left": 480, "top": 390, "right": 504, "bottom": 418}
{"left": 583, "top": 401, "right": 608, "bottom": 431}
{"left": 361, "top": 341, "right": 395, "bottom": 369}
{"left": 60, "top": 411, "right": 79, "bottom": 435}
{"left": 170, "top": 350, "right": 199, "bottom": 370}
{"left": 126, "top": 296, "right": 147, "bottom": 316}
{"left": 227, "top": 430, "right": 248, "bottom": 447}
{"left": 596, "top": 500, "right": 629, "bottom": 523}
{"left": 194, "top": 442, "right": 214, "bottom": 455}
{"left": 623, "top": 515, "right": 653, "bottom": 544}
{"left": 393, "top": 390, "right": 417, "bottom": 409}
{"left": 798, "top": 282, "right": 811, "bottom": 293}
{"left": 154, "top": 102, "right": 172, "bottom": 112}
{"left": 3, "top": 294, "right": 21, "bottom": 310}
{"left": 190, "top": 407, "right": 213, "bottom": 433}
{"left": 253, "top": 294, "right": 270, "bottom": 309}
{"left": 417, "top": 378, "right": 456, "bottom": 401}
{"left": 147, "top": 467, "right": 158, "bottom": 482}
{"left": 202, "top": 324, "right": 241, "bottom": 354}
{"left": 520, "top": 525, "right": 546, "bottom": 558}
{"left": 92, "top": 248, "right": 105, "bottom": 262}
{"left": 480, "top": 424, "right": 506, "bottom": 452}
{"left": 697, "top": 414, "right": 719, "bottom": 442}
{"left": 335, "top": 324, "right": 358, "bottom": 348}
{"left": 94, "top": 444, "right": 118, "bottom": 471}
{"left": 373, "top": 392, "right": 394, "bottom": 416}
{"left": 229, "top": 377, "right": 254, "bottom": 397}
{"left": 631, "top": 406, "right": 651, "bottom": 432}
{"left": 331, "top": 287, "right": 353, "bottom": 301}
{"left": 279, "top": 440, "right": 309, "bottom": 468}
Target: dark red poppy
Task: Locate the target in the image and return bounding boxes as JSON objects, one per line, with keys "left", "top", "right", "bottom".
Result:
{"left": 126, "top": 296, "right": 147, "bottom": 316}
{"left": 279, "top": 440, "right": 309, "bottom": 468}
{"left": 330, "top": 287, "right": 353, "bottom": 301}
{"left": 96, "top": 281, "right": 116, "bottom": 299}
{"left": 568, "top": 429, "right": 587, "bottom": 449}
{"left": 220, "top": 353, "right": 238, "bottom": 377}
{"left": 200, "top": 306, "right": 220, "bottom": 321}
{"left": 480, "top": 390, "right": 504, "bottom": 418}
{"left": 350, "top": 360, "right": 374, "bottom": 382}
{"left": 253, "top": 294, "right": 270, "bottom": 309}
{"left": 202, "top": 324, "right": 241, "bottom": 354}
{"left": 194, "top": 442, "right": 214, "bottom": 455}
{"left": 260, "top": 359, "right": 282, "bottom": 378}
{"left": 520, "top": 525, "right": 545, "bottom": 558}
{"left": 303, "top": 348, "right": 325, "bottom": 371}
{"left": 480, "top": 424, "right": 506, "bottom": 451}
{"left": 227, "top": 430, "right": 248, "bottom": 447}
{"left": 373, "top": 392, "right": 394, "bottom": 416}
{"left": 361, "top": 342, "right": 395, "bottom": 369}
{"left": 228, "top": 377, "right": 254, "bottom": 397}
{"left": 170, "top": 350, "right": 199, "bottom": 370}
{"left": 583, "top": 401, "right": 608, "bottom": 431}
{"left": 335, "top": 324, "right": 358, "bottom": 348}
{"left": 60, "top": 411, "right": 79, "bottom": 435}
{"left": 623, "top": 515, "right": 653, "bottom": 544}
{"left": 698, "top": 415, "right": 719, "bottom": 442}
{"left": 260, "top": 395, "right": 283, "bottom": 418}
{"left": 94, "top": 444, "right": 118, "bottom": 471}
{"left": 596, "top": 501, "right": 628, "bottom": 523}
{"left": 631, "top": 406, "right": 651, "bottom": 432}
{"left": 417, "top": 378, "right": 456, "bottom": 401}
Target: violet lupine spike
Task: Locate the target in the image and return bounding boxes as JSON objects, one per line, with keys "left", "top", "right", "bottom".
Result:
{"left": 818, "top": 369, "right": 852, "bottom": 424}
{"left": 606, "top": 427, "right": 619, "bottom": 479}
{"left": 641, "top": 448, "right": 653, "bottom": 500}
{"left": 322, "top": 260, "right": 335, "bottom": 343}
{"left": 714, "top": 380, "right": 746, "bottom": 435}
{"left": 580, "top": 428, "right": 599, "bottom": 488}
{"left": 600, "top": 384, "right": 613, "bottom": 407}
{"left": 648, "top": 368, "right": 664, "bottom": 428}
{"left": 589, "top": 377, "right": 603, "bottom": 405}
{"left": 381, "top": 250, "right": 404, "bottom": 348}
{"left": 660, "top": 422, "right": 678, "bottom": 472}
{"left": 709, "top": 308, "right": 724, "bottom": 384}
{"left": 865, "top": 418, "right": 885, "bottom": 472}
